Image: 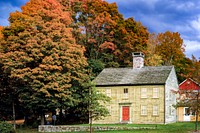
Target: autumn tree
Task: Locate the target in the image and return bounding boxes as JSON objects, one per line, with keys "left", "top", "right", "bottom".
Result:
{"left": 67, "top": 0, "right": 149, "bottom": 75}
{"left": 184, "top": 56, "right": 200, "bottom": 83}
{"left": 155, "top": 31, "right": 185, "bottom": 66}
{"left": 115, "top": 18, "right": 149, "bottom": 66}
{"left": 64, "top": 0, "right": 119, "bottom": 76}
{"left": 74, "top": 0, "right": 118, "bottom": 61}
{"left": 151, "top": 31, "right": 186, "bottom": 82}
{"left": 144, "top": 33, "right": 163, "bottom": 66}
{"left": 0, "top": 0, "right": 87, "bottom": 125}
{"left": 0, "top": 26, "right": 3, "bottom": 39}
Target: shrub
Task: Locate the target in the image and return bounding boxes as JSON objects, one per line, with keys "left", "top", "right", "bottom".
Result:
{"left": 0, "top": 121, "right": 15, "bottom": 133}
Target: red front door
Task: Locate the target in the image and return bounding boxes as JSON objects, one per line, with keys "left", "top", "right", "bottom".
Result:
{"left": 122, "top": 106, "right": 129, "bottom": 121}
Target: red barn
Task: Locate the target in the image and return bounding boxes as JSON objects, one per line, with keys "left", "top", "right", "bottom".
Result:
{"left": 179, "top": 78, "right": 200, "bottom": 91}
{"left": 177, "top": 78, "right": 200, "bottom": 122}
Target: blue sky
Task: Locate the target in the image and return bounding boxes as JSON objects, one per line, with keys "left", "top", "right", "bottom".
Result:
{"left": 0, "top": 0, "right": 200, "bottom": 59}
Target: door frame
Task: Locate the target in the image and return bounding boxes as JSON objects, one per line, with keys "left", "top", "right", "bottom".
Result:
{"left": 122, "top": 106, "right": 130, "bottom": 121}
{"left": 183, "top": 107, "right": 191, "bottom": 121}
{"left": 119, "top": 103, "right": 132, "bottom": 123}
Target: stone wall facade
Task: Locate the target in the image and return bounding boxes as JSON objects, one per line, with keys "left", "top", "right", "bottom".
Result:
{"left": 94, "top": 85, "right": 165, "bottom": 124}
{"left": 38, "top": 125, "right": 156, "bottom": 132}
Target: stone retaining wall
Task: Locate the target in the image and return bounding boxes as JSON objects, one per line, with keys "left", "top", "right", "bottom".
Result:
{"left": 38, "top": 125, "right": 156, "bottom": 132}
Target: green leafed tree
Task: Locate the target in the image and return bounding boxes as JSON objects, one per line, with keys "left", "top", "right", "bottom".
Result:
{"left": 0, "top": 0, "right": 88, "bottom": 125}
{"left": 86, "top": 82, "right": 110, "bottom": 133}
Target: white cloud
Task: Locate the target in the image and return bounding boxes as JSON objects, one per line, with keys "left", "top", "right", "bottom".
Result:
{"left": 107, "top": 0, "right": 159, "bottom": 10}
{"left": 190, "top": 16, "right": 200, "bottom": 33}
{"left": 177, "top": 2, "right": 195, "bottom": 10}
{"left": 184, "top": 39, "right": 200, "bottom": 57}
{"left": 170, "top": 1, "right": 197, "bottom": 11}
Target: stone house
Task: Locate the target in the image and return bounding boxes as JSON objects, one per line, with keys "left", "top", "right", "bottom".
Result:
{"left": 93, "top": 52, "right": 178, "bottom": 124}
{"left": 177, "top": 78, "right": 200, "bottom": 122}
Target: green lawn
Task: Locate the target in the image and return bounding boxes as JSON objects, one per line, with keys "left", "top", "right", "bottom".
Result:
{"left": 16, "top": 122, "right": 199, "bottom": 133}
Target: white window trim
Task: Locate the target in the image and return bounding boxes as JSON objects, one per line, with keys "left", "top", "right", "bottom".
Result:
{"left": 106, "top": 88, "right": 111, "bottom": 97}
{"left": 153, "top": 105, "right": 159, "bottom": 116}
{"left": 123, "top": 88, "right": 128, "bottom": 98}
{"left": 141, "top": 105, "right": 147, "bottom": 115}
{"left": 169, "top": 106, "right": 173, "bottom": 116}
{"left": 153, "top": 88, "right": 159, "bottom": 98}
{"left": 141, "top": 88, "right": 147, "bottom": 98}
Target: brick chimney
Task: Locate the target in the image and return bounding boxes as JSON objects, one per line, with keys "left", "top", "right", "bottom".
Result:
{"left": 132, "top": 52, "right": 144, "bottom": 68}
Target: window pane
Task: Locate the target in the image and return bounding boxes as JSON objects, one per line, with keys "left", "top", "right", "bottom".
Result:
{"left": 141, "top": 88, "right": 147, "bottom": 98}
{"left": 106, "top": 88, "right": 111, "bottom": 97}
{"left": 153, "top": 105, "right": 158, "bottom": 115}
{"left": 124, "top": 88, "right": 128, "bottom": 93}
{"left": 141, "top": 105, "right": 147, "bottom": 115}
{"left": 153, "top": 88, "right": 159, "bottom": 98}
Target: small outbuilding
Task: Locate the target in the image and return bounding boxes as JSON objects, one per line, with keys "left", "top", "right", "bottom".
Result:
{"left": 177, "top": 78, "right": 200, "bottom": 122}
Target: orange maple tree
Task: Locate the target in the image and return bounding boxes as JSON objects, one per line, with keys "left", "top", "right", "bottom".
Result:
{"left": 0, "top": 0, "right": 87, "bottom": 124}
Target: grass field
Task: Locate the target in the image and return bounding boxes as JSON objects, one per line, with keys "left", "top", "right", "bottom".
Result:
{"left": 16, "top": 122, "right": 199, "bottom": 133}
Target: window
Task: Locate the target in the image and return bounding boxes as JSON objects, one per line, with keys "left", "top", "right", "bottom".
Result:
{"left": 124, "top": 88, "right": 128, "bottom": 93}
{"left": 153, "top": 105, "right": 159, "bottom": 116}
{"left": 169, "top": 106, "right": 173, "bottom": 116}
{"left": 141, "top": 88, "right": 147, "bottom": 98}
{"left": 184, "top": 107, "right": 190, "bottom": 116}
{"left": 141, "top": 105, "right": 147, "bottom": 115}
{"left": 107, "top": 105, "right": 111, "bottom": 113}
{"left": 123, "top": 88, "right": 128, "bottom": 98}
{"left": 106, "top": 88, "right": 111, "bottom": 97}
{"left": 153, "top": 88, "right": 159, "bottom": 98}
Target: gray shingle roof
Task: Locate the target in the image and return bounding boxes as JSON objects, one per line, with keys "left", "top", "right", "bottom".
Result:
{"left": 93, "top": 66, "right": 174, "bottom": 86}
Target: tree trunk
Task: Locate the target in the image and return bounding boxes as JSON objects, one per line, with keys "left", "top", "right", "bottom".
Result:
{"left": 12, "top": 101, "right": 16, "bottom": 130}
{"left": 195, "top": 92, "right": 199, "bottom": 132}
{"left": 89, "top": 85, "right": 92, "bottom": 133}
{"left": 195, "top": 111, "right": 198, "bottom": 131}
{"left": 59, "top": 108, "right": 63, "bottom": 124}
{"left": 41, "top": 112, "right": 45, "bottom": 125}
{"left": 89, "top": 111, "right": 92, "bottom": 133}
